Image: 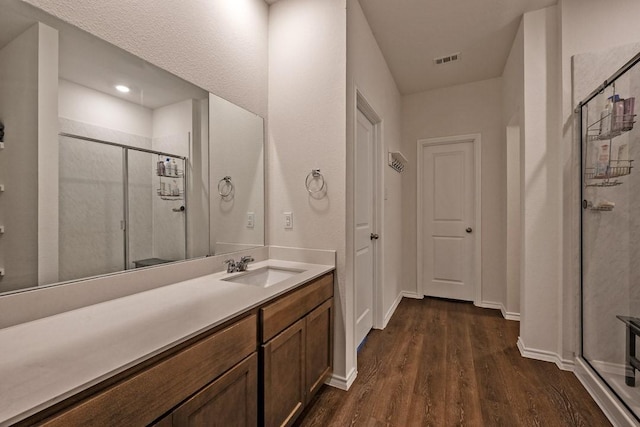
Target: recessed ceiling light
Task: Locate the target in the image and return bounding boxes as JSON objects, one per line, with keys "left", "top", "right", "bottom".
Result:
{"left": 115, "top": 85, "right": 130, "bottom": 93}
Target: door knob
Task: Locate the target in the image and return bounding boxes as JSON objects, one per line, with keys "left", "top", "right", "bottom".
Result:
{"left": 466, "top": 227, "right": 473, "bottom": 233}
{"left": 370, "top": 233, "right": 379, "bottom": 240}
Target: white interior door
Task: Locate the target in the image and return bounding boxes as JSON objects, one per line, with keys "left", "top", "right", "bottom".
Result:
{"left": 355, "top": 109, "right": 376, "bottom": 347}
{"left": 421, "top": 141, "right": 475, "bottom": 301}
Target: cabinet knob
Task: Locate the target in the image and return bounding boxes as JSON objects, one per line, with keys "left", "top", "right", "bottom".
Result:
{"left": 466, "top": 227, "right": 473, "bottom": 233}
{"left": 370, "top": 233, "right": 379, "bottom": 240}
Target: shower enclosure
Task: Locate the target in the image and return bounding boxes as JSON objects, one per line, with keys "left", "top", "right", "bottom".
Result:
{"left": 59, "top": 133, "right": 187, "bottom": 283}
{"left": 579, "top": 51, "right": 640, "bottom": 422}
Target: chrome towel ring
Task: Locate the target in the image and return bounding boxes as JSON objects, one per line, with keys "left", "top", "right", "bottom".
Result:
{"left": 218, "top": 176, "right": 234, "bottom": 199}
{"left": 305, "top": 169, "right": 326, "bottom": 195}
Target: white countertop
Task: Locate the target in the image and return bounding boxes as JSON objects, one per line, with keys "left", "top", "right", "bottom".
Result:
{"left": 0, "top": 259, "right": 334, "bottom": 426}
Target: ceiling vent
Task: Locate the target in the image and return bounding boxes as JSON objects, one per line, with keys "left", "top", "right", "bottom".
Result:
{"left": 433, "top": 52, "right": 460, "bottom": 65}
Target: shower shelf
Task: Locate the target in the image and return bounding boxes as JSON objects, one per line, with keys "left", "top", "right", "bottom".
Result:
{"left": 160, "top": 197, "right": 184, "bottom": 201}
{"left": 156, "top": 155, "right": 186, "bottom": 201}
{"left": 583, "top": 87, "right": 635, "bottom": 187}
{"left": 158, "top": 194, "right": 184, "bottom": 201}
{"left": 586, "top": 115, "right": 636, "bottom": 140}
{"left": 588, "top": 205, "right": 614, "bottom": 212}
{"left": 157, "top": 170, "right": 184, "bottom": 178}
{"left": 584, "top": 160, "right": 633, "bottom": 186}
{"left": 583, "top": 200, "right": 614, "bottom": 211}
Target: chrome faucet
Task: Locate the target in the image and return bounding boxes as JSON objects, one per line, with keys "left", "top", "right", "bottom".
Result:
{"left": 236, "top": 256, "right": 254, "bottom": 272}
{"left": 224, "top": 259, "right": 237, "bottom": 273}
{"left": 224, "top": 256, "right": 254, "bottom": 273}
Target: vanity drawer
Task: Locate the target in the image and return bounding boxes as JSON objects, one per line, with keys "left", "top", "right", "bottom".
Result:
{"left": 40, "top": 314, "right": 257, "bottom": 427}
{"left": 261, "top": 273, "right": 333, "bottom": 343}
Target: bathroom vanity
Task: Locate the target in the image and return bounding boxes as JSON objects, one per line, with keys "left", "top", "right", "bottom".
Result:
{"left": 0, "top": 259, "right": 335, "bottom": 427}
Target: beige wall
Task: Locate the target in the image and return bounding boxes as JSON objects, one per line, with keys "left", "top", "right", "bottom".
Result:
{"left": 402, "top": 78, "right": 505, "bottom": 307}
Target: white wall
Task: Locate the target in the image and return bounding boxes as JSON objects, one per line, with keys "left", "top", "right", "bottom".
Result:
{"left": 402, "top": 78, "right": 505, "bottom": 307}
{"left": 268, "top": 0, "right": 348, "bottom": 382}
{"left": 502, "top": 20, "right": 524, "bottom": 318}
{"left": 152, "top": 99, "right": 209, "bottom": 260}
{"left": 0, "top": 24, "right": 42, "bottom": 292}
{"left": 150, "top": 100, "right": 193, "bottom": 264}
{"left": 345, "top": 0, "right": 403, "bottom": 381}
{"left": 505, "top": 124, "right": 521, "bottom": 318}
{"left": 23, "top": 0, "right": 269, "bottom": 118}
{"left": 209, "top": 94, "right": 264, "bottom": 254}
{"left": 59, "top": 79, "right": 152, "bottom": 138}
{"left": 37, "top": 23, "right": 59, "bottom": 286}
{"left": 518, "top": 5, "right": 562, "bottom": 363}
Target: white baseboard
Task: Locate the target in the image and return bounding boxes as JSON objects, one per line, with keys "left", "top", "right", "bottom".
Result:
{"left": 476, "top": 301, "right": 520, "bottom": 321}
{"left": 382, "top": 292, "right": 404, "bottom": 329}
{"left": 326, "top": 367, "right": 357, "bottom": 391}
{"left": 401, "top": 291, "right": 423, "bottom": 300}
{"left": 575, "top": 358, "right": 639, "bottom": 427}
{"left": 502, "top": 309, "right": 520, "bottom": 321}
{"left": 378, "top": 292, "right": 423, "bottom": 330}
{"left": 517, "top": 337, "right": 575, "bottom": 371}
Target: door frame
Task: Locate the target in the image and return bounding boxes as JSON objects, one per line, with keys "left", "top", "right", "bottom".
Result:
{"left": 354, "top": 88, "right": 384, "bottom": 332}
{"left": 416, "top": 134, "right": 482, "bottom": 304}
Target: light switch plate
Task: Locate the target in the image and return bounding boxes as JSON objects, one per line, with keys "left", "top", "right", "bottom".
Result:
{"left": 284, "top": 212, "right": 293, "bottom": 229}
{"left": 247, "top": 212, "right": 255, "bottom": 228}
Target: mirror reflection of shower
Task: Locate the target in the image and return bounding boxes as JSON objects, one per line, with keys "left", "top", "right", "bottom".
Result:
{"left": 59, "top": 129, "right": 189, "bottom": 283}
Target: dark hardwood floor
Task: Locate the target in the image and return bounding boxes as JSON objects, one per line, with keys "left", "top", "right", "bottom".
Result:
{"left": 296, "top": 297, "right": 611, "bottom": 426}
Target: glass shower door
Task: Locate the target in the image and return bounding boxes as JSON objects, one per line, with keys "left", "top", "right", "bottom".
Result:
{"left": 581, "top": 59, "right": 640, "bottom": 421}
{"left": 59, "top": 135, "right": 125, "bottom": 282}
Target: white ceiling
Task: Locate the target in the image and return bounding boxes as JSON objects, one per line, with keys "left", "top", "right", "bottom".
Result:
{"left": 358, "top": 0, "right": 557, "bottom": 94}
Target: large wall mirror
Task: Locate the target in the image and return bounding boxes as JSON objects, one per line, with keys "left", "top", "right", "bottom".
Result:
{"left": 0, "top": 0, "right": 265, "bottom": 295}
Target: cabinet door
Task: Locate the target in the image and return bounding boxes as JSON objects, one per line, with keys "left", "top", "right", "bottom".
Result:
{"left": 262, "top": 318, "right": 306, "bottom": 427}
{"left": 172, "top": 353, "right": 258, "bottom": 427}
{"left": 305, "top": 299, "right": 333, "bottom": 401}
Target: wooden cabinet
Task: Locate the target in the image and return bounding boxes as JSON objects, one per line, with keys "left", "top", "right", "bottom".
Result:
{"left": 305, "top": 299, "right": 333, "bottom": 399}
{"left": 172, "top": 353, "right": 258, "bottom": 427}
{"left": 21, "top": 270, "right": 334, "bottom": 427}
{"left": 263, "top": 319, "right": 306, "bottom": 427}
{"left": 261, "top": 273, "right": 334, "bottom": 427}
{"left": 33, "top": 315, "right": 257, "bottom": 427}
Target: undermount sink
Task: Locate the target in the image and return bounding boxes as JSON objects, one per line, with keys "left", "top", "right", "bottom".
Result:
{"left": 222, "top": 266, "right": 305, "bottom": 287}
